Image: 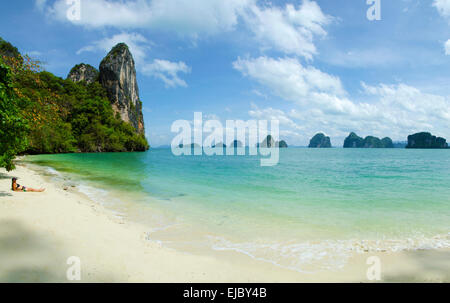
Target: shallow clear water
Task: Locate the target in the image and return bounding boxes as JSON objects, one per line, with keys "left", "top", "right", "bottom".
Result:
{"left": 24, "top": 148, "right": 450, "bottom": 272}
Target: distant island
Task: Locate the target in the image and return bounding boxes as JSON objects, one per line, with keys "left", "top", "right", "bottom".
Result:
{"left": 230, "top": 140, "right": 243, "bottom": 148}
{"left": 175, "top": 132, "right": 449, "bottom": 150}
{"left": 406, "top": 132, "right": 448, "bottom": 149}
{"left": 258, "top": 135, "right": 288, "bottom": 148}
{"left": 212, "top": 143, "right": 227, "bottom": 148}
{"left": 177, "top": 136, "right": 289, "bottom": 149}
{"left": 343, "top": 132, "right": 393, "bottom": 148}
{"left": 308, "top": 133, "right": 332, "bottom": 148}
{"left": 393, "top": 141, "right": 407, "bottom": 148}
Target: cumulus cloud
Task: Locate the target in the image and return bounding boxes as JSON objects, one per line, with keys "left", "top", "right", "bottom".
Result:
{"left": 39, "top": 0, "right": 330, "bottom": 59}
{"left": 42, "top": 0, "right": 251, "bottom": 37}
{"left": 235, "top": 55, "right": 450, "bottom": 145}
{"left": 233, "top": 56, "right": 345, "bottom": 102}
{"left": 77, "top": 32, "right": 190, "bottom": 88}
{"left": 445, "top": 39, "right": 450, "bottom": 55}
{"left": 142, "top": 59, "right": 191, "bottom": 88}
{"left": 243, "top": 0, "right": 331, "bottom": 59}
{"left": 77, "top": 32, "right": 149, "bottom": 64}
{"left": 250, "top": 83, "right": 450, "bottom": 146}
{"left": 433, "top": 0, "right": 450, "bottom": 18}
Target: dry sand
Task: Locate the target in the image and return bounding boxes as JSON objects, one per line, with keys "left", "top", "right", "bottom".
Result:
{"left": 0, "top": 164, "right": 448, "bottom": 283}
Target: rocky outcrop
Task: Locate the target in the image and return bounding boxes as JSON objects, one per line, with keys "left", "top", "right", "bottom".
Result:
{"left": 99, "top": 43, "right": 145, "bottom": 134}
{"left": 344, "top": 132, "right": 393, "bottom": 148}
{"left": 212, "top": 142, "right": 226, "bottom": 148}
{"left": 343, "top": 132, "right": 364, "bottom": 148}
{"left": 276, "top": 140, "right": 288, "bottom": 148}
{"left": 381, "top": 137, "right": 394, "bottom": 148}
{"left": 259, "top": 135, "right": 275, "bottom": 148}
{"left": 262, "top": 135, "right": 275, "bottom": 148}
{"left": 406, "top": 132, "right": 448, "bottom": 149}
{"left": 67, "top": 63, "right": 99, "bottom": 84}
{"left": 309, "top": 133, "right": 331, "bottom": 148}
{"left": 257, "top": 135, "right": 288, "bottom": 148}
{"left": 230, "top": 140, "right": 243, "bottom": 148}
{"left": 363, "top": 136, "right": 384, "bottom": 148}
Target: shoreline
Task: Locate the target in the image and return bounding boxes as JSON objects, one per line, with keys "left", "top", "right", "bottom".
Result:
{"left": 1, "top": 163, "right": 449, "bottom": 282}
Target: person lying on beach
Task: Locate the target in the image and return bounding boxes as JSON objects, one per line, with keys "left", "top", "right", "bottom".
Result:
{"left": 11, "top": 177, "right": 45, "bottom": 192}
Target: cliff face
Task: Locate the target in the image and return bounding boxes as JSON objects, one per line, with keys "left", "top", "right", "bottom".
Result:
{"left": 344, "top": 132, "right": 393, "bottom": 148}
{"left": 343, "top": 132, "right": 364, "bottom": 148}
{"left": 99, "top": 43, "right": 145, "bottom": 134}
{"left": 277, "top": 140, "right": 288, "bottom": 148}
{"left": 381, "top": 137, "right": 394, "bottom": 148}
{"left": 67, "top": 64, "right": 99, "bottom": 84}
{"left": 260, "top": 135, "right": 275, "bottom": 148}
{"left": 309, "top": 133, "right": 331, "bottom": 148}
{"left": 230, "top": 140, "right": 243, "bottom": 148}
{"left": 258, "top": 136, "right": 288, "bottom": 148}
{"left": 406, "top": 132, "right": 448, "bottom": 149}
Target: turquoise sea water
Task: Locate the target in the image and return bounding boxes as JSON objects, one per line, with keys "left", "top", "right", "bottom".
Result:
{"left": 24, "top": 148, "right": 450, "bottom": 271}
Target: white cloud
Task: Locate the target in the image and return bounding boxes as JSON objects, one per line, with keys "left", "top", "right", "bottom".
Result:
{"left": 433, "top": 0, "right": 450, "bottom": 18}
{"left": 243, "top": 0, "right": 331, "bottom": 59}
{"left": 34, "top": 0, "right": 47, "bottom": 12}
{"left": 233, "top": 56, "right": 345, "bottom": 102}
{"left": 77, "top": 32, "right": 149, "bottom": 65}
{"left": 45, "top": 0, "right": 251, "bottom": 37}
{"left": 78, "top": 32, "right": 190, "bottom": 88}
{"left": 142, "top": 59, "right": 191, "bottom": 88}
{"left": 235, "top": 55, "right": 450, "bottom": 145}
{"left": 445, "top": 39, "right": 450, "bottom": 55}
{"left": 249, "top": 104, "right": 303, "bottom": 131}
{"left": 41, "top": 0, "right": 330, "bottom": 59}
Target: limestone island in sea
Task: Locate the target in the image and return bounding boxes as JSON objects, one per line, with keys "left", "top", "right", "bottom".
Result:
{"left": 406, "top": 132, "right": 448, "bottom": 149}
{"left": 308, "top": 133, "right": 332, "bottom": 148}
{"left": 343, "top": 132, "right": 393, "bottom": 148}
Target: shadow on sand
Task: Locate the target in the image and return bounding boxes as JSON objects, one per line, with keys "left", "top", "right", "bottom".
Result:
{"left": 0, "top": 219, "right": 116, "bottom": 282}
{"left": 0, "top": 219, "right": 62, "bottom": 282}
{"left": 383, "top": 250, "right": 450, "bottom": 282}
{"left": 0, "top": 172, "right": 12, "bottom": 180}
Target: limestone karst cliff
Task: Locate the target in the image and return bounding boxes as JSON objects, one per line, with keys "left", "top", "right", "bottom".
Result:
{"left": 68, "top": 43, "right": 145, "bottom": 135}
{"left": 99, "top": 43, "right": 145, "bottom": 134}
{"left": 406, "top": 132, "right": 448, "bottom": 149}
{"left": 67, "top": 63, "right": 99, "bottom": 84}
{"left": 309, "top": 133, "right": 332, "bottom": 148}
{"left": 343, "top": 132, "right": 393, "bottom": 148}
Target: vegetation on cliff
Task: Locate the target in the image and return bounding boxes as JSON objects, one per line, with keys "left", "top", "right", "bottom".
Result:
{"left": 308, "top": 133, "right": 331, "bottom": 148}
{"left": 0, "top": 59, "right": 28, "bottom": 171}
{"left": 67, "top": 63, "right": 99, "bottom": 84}
{"left": 99, "top": 43, "right": 145, "bottom": 134}
{"left": 0, "top": 38, "right": 149, "bottom": 170}
{"left": 406, "top": 132, "right": 448, "bottom": 149}
{"left": 343, "top": 132, "right": 393, "bottom": 148}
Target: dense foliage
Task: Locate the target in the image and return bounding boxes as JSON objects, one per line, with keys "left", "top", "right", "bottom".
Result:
{"left": 0, "top": 38, "right": 148, "bottom": 170}
{"left": 406, "top": 132, "right": 448, "bottom": 149}
{"left": 0, "top": 59, "right": 28, "bottom": 171}
{"left": 343, "top": 132, "right": 393, "bottom": 148}
{"left": 308, "top": 133, "right": 331, "bottom": 148}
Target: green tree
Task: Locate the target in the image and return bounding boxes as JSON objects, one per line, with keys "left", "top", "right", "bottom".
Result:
{"left": 1, "top": 37, "right": 149, "bottom": 157}
{"left": 0, "top": 59, "right": 28, "bottom": 171}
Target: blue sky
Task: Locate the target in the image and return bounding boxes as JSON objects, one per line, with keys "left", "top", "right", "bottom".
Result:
{"left": 1, "top": 0, "right": 449, "bottom": 146}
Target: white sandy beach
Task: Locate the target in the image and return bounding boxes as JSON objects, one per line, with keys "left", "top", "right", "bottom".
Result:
{"left": 0, "top": 164, "right": 449, "bottom": 283}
